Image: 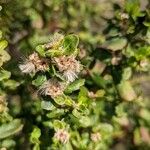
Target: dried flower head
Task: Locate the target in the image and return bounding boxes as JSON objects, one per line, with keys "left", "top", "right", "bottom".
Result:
{"left": 54, "top": 129, "right": 70, "bottom": 144}
{"left": 91, "top": 132, "right": 101, "bottom": 142}
{"left": 39, "top": 79, "right": 65, "bottom": 98}
{"left": 45, "top": 33, "right": 64, "bottom": 49}
{"left": 19, "top": 52, "right": 48, "bottom": 74}
{"left": 53, "top": 55, "right": 81, "bottom": 82}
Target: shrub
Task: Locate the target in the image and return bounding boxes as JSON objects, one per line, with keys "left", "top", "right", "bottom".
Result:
{"left": 0, "top": 0, "right": 150, "bottom": 150}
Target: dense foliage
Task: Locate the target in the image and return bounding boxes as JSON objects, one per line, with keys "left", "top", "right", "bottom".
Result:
{"left": 0, "top": 0, "right": 150, "bottom": 150}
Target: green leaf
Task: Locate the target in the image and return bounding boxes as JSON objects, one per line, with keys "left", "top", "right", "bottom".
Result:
{"left": 102, "top": 37, "right": 127, "bottom": 51}
{"left": 122, "top": 67, "right": 132, "bottom": 80}
{"left": 0, "top": 119, "right": 23, "bottom": 139}
{"left": 0, "top": 69, "right": 11, "bottom": 81}
{"left": 53, "top": 120, "right": 65, "bottom": 130}
{"left": 79, "top": 116, "right": 91, "bottom": 127}
{"left": 72, "top": 109, "right": 81, "bottom": 118}
{"left": 134, "top": 128, "right": 141, "bottom": 145}
{"left": 90, "top": 73, "right": 106, "bottom": 89}
{"left": 100, "top": 123, "right": 113, "bottom": 134}
{"left": 125, "top": 0, "right": 144, "bottom": 21}
{"left": 63, "top": 34, "right": 79, "bottom": 55}
{"left": 32, "top": 75, "right": 47, "bottom": 87}
{"left": 41, "top": 101, "right": 55, "bottom": 110}
{"left": 3, "top": 80, "right": 19, "bottom": 90}
{"left": 115, "top": 103, "right": 127, "bottom": 117}
{"left": 36, "top": 45, "right": 46, "bottom": 57}
{"left": 0, "top": 50, "right": 11, "bottom": 66}
{"left": 53, "top": 96, "right": 66, "bottom": 105}
{"left": 30, "top": 127, "right": 41, "bottom": 144}
{"left": 53, "top": 95, "right": 73, "bottom": 106}
{"left": 65, "top": 79, "right": 85, "bottom": 93}
{"left": 135, "top": 46, "right": 150, "bottom": 60}
{"left": 96, "top": 90, "right": 105, "bottom": 97}
{"left": 0, "top": 40, "right": 8, "bottom": 51}
{"left": 117, "top": 81, "right": 137, "bottom": 101}
{"left": 46, "top": 109, "right": 65, "bottom": 119}
{"left": 72, "top": 105, "right": 89, "bottom": 118}
{"left": 45, "top": 49, "right": 63, "bottom": 57}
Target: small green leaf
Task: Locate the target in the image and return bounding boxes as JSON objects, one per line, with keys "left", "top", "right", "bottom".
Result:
{"left": 41, "top": 101, "right": 55, "bottom": 110}
{"left": 46, "top": 109, "right": 65, "bottom": 118}
{"left": 122, "top": 67, "right": 132, "bottom": 80}
{"left": 3, "top": 80, "right": 19, "bottom": 90}
{"left": 79, "top": 116, "right": 91, "bottom": 127}
{"left": 53, "top": 96, "right": 66, "bottom": 105}
{"left": 117, "top": 81, "right": 137, "bottom": 101}
{"left": 0, "top": 70, "right": 11, "bottom": 81}
{"left": 0, "top": 119, "right": 23, "bottom": 139}
{"left": 72, "top": 109, "right": 81, "bottom": 118}
{"left": 65, "top": 79, "right": 85, "bottom": 93}
{"left": 100, "top": 123, "right": 113, "bottom": 134}
{"left": 0, "top": 40, "right": 8, "bottom": 51}
{"left": 45, "top": 49, "right": 63, "bottom": 57}
{"left": 53, "top": 120, "right": 65, "bottom": 130}
{"left": 115, "top": 103, "right": 127, "bottom": 117}
{"left": 91, "top": 73, "right": 106, "bottom": 89}
{"left": 53, "top": 95, "right": 73, "bottom": 106}
{"left": 32, "top": 75, "right": 47, "bottom": 87}
{"left": 0, "top": 50, "right": 11, "bottom": 65}
{"left": 36, "top": 45, "right": 45, "bottom": 57}
{"left": 63, "top": 34, "right": 79, "bottom": 55}
{"left": 102, "top": 37, "right": 127, "bottom": 51}
{"left": 134, "top": 128, "right": 141, "bottom": 145}
{"left": 30, "top": 127, "right": 41, "bottom": 144}
{"left": 96, "top": 90, "right": 105, "bottom": 97}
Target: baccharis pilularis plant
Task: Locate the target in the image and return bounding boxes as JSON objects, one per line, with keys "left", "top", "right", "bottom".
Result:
{"left": 19, "top": 33, "right": 83, "bottom": 101}
{"left": 19, "top": 33, "right": 87, "bottom": 149}
{"left": 1, "top": 0, "right": 150, "bottom": 150}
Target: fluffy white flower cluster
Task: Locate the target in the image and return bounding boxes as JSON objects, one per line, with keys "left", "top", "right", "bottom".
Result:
{"left": 54, "top": 129, "right": 70, "bottom": 144}
{"left": 53, "top": 55, "right": 81, "bottom": 83}
{"left": 39, "top": 79, "right": 65, "bottom": 98}
{"left": 19, "top": 33, "right": 82, "bottom": 99}
{"left": 19, "top": 52, "right": 48, "bottom": 74}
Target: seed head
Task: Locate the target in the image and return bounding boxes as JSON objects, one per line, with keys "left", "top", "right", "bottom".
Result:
{"left": 53, "top": 55, "right": 81, "bottom": 82}
{"left": 39, "top": 79, "right": 65, "bottom": 98}
{"left": 54, "top": 129, "right": 70, "bottom": 144}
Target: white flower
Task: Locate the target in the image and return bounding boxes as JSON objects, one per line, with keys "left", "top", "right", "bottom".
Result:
{"left": 19, "top": 52, "right": 48, "bottom": 74}
{"left": 39, "top": 79, "right": 65, "bottom": 98}
{"left": 54, "top": 129, "right": 70, "bottom": 144}
{"left": 63, "top": 70, "right": 78, "bottom": 82}
{"left": 53, "top": 55, "right": 81, "bottom": 82}
{"left": 19, "top": 61, "right": 35, "bottom": 74}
